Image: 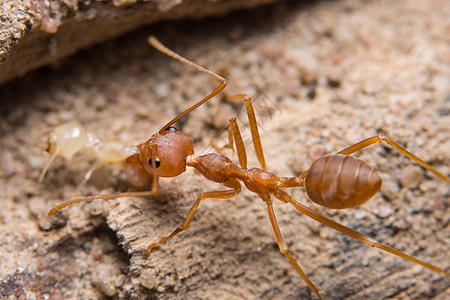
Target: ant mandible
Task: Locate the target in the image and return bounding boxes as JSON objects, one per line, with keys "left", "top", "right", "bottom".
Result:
{"left": 45, "top": 36, "right": 449, "bottom": 300}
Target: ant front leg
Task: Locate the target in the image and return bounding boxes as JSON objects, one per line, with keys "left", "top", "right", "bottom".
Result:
{"left": 48, "top": 190, "right": 158, "bottom": 216}
{"left": 145, "top": 178, "right": 241, "bottom": 252}
{"left": 48, "top": 154, "right": 159, "bottom": 216}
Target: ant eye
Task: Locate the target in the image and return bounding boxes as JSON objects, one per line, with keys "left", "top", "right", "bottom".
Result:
{"left": 165, "top": 126, "right": 177, "bottom": 132}
{"left": 148, "top": 157, "right": 161, "bottom": 169}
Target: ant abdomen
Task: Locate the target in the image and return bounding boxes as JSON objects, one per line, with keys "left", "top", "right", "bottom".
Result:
{"left": 305, "top": 155, "right": 382, "bottom": 209}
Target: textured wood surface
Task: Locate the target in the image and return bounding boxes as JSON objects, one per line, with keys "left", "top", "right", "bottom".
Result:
{"left": 0, "top": 0, "right": 448, "bottom": 299}
{"left": 0, "top": 0, "right": 279, "bottom": 84}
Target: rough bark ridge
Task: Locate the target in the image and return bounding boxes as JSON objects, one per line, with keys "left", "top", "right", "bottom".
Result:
{"left": 0, "top": 0, "right": 279, "bottom": 84}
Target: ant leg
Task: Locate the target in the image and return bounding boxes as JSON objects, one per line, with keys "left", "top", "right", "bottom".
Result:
{"left": 146, "top": 178, "right": 241, "bottom": 252}
{"left": 229, "top": 94, "right": 267, "bottom": 170}
{"left": 261, "top": 193, "right": 322, "bottom": 300}
{"left": 48, "top": 169, "right": 159, "bottom": 216}
{"left": 229, "top": 117, "right": 247, "bottom": 168}
{"left": 299, "top": 134, "right": 449, "bottom": 181}
{"left": 48, "top": 189, "right": 158, "bottom": 216}
{"left": 206, "top": 119, "right": 237, "bottom": 154}
{"left": 274, "top": 190, "right": 449, "bottom": 276}
{"left": 244, "top": 95, "right": 267, "bottom": 170}
{"left": 148, "top": 36, "right": 227, "bottom": 133}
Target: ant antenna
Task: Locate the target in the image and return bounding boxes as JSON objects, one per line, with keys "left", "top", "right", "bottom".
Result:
{"left": 148, "top": 36, "right": 227, "bottom": 133}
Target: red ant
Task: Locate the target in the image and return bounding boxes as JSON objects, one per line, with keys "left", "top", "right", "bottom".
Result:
{"left": 46, "top": 36, "right": 449, "bottom": 300}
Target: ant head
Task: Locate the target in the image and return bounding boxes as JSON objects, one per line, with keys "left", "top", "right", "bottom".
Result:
{"left": 139, "top": 128, "right": 194, "bottom": 177}
{"left": 46, "top": 121, "right": 88, "bottom": 156}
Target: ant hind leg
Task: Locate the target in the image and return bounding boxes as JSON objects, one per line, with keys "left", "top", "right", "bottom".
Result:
{"left": 274, "top": 190, "right": 449, "bottom": 276}
{"left": 261, "top": 193, "right": 322, "bottom": 300}
{"left": 299, "top": 134, "right": 448, "bottom": 181}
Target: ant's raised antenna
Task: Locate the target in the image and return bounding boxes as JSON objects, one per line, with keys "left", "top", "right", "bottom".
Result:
{"left": 148, "top": 36, "right": 227, "bottom": 133}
